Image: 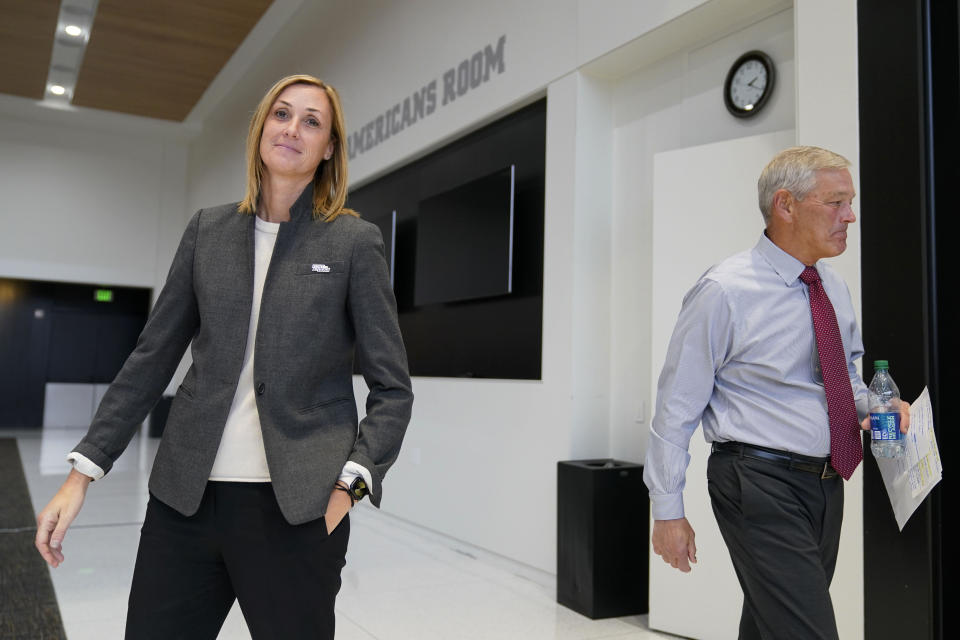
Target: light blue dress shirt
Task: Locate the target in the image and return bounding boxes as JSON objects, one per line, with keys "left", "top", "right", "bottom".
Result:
{"left": 644, "top": 233, "right": 869, "bottom": 520}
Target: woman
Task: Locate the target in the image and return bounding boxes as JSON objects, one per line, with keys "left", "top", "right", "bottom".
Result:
{"left": 35, "top": 74, "right": 413, "bottom": 639}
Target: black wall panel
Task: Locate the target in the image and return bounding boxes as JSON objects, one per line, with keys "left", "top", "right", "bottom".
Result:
{"left": 47, "top": 311, "right": 99, "bottom": 382}
{"left": 348, "top": 99, "right": 546, "bottom": 379}
{"left": 858, "top": 1, "right": 956, "bottom": 637}
{"left": 0, "top": 278, "right": 150, "bottom": 428}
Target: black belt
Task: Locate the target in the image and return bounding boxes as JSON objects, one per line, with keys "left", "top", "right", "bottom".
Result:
{"left": 711, "top": 441, "right": 838, "bottom": 479}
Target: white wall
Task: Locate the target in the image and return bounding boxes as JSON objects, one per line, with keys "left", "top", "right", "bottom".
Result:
{"left": 0, "top": 96, "right": 191, "bottom": 301}
{"left": 608, "top": 6, "right": 795, "bottom": 464}
{"left": 183, "top": 0, "right": 756, "bottom": 210}
{"left": 349, "top": 69, "right": 614, "bottom": 573}
{"left": 186, "top": 0, "right": 574, "bottom": 210}
{"left": 795, "top": 2, "right": 864, "bottom": 638}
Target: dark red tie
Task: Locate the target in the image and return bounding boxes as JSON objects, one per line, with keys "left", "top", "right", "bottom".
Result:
{"left": 799, "top": 266, "right": 862, "bottom": 480}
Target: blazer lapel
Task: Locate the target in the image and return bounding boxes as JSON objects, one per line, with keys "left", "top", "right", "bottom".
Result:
{"left": 208, "top": 208, "right": 256, "bottom": 378}
{"left": 261, "top": 184, "right": 330, "bottom": 296}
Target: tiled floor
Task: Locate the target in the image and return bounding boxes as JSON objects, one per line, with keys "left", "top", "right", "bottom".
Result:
{"left": 9, "top": 426, "right": 676, "bottom": 640}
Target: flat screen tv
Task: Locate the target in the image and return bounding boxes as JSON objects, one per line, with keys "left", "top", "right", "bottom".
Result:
{"left": 414, "top": 165, "right": 515, "bottom": 306}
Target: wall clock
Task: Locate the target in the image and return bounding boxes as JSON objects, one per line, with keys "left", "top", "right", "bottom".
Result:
{"left": 724, "top": 50, "right": 776, "bottom": 118}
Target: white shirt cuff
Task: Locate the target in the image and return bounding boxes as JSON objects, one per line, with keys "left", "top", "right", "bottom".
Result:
{"left": 650, "top": 492, "right": 685, "bottom": 521}
{"left": 67, "top": 452, "right": 105, "bottom": 480}
{"left": 338, "top": 461, "right": 372, "bottom": 492}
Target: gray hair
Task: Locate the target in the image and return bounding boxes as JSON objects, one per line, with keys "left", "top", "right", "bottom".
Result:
{"left": 757, "top": 146, "right": 851, "bottom": 224}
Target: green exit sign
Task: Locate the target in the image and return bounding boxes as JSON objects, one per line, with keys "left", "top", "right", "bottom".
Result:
{"left": 94, "top": 289, "right": 113, "bottom": 302}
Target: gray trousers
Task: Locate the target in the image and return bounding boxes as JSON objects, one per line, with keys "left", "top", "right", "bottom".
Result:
{"left": 707, "top": 449, "right": 844, "bottom": 640}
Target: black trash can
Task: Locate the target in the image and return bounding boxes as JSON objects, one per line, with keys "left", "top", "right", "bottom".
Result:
{"left": 557, "top": 459, "right": 648, "bottom": 619}
{"left": 149, "top": 395, "right": 173, "bottom": 438}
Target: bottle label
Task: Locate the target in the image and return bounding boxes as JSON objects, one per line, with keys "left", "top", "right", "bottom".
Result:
{"left": 870, "top": 412, "right": 902, "bottom": 441}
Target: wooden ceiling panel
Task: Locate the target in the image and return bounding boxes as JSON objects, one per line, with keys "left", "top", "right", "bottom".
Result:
{"left": 72, "top": 0, "right": 273, "bottom": 121}
{"left": 0, "top": 0, "right": 60, "bottom": 100}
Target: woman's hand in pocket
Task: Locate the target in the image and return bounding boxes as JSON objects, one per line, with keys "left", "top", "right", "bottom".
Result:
{"left": 325, "top": 482, "right": 353, "bottom": 534}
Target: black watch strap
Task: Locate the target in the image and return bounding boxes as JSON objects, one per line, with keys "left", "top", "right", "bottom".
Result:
{"left": 334, "top": 483, "right": 356, "bottom": 506}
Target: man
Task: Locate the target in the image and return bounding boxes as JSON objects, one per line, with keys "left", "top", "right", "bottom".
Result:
{"left": 644, "top": 146, "right": 910, "bottom": 640}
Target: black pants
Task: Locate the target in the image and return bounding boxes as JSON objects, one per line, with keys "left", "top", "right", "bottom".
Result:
{"left": 125, "top": 482, "right": 349, "bottom": 640}
{"left": 707, "top": 450, "right": 844, "bottom": 640}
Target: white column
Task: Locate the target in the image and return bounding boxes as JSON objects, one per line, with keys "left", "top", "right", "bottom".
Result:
{"left": 795, "top": 1, "right": 864, "bottom": 639}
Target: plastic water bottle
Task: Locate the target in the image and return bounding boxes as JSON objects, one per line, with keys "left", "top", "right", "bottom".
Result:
{"left": 869, "top": 360, "right": 905, "bottom": 458}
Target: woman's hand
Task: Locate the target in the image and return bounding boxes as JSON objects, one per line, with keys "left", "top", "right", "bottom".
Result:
{"left": 325, "top": 482, "right": 353, "bottom": 534}
{"left": 35, "top": 469, "right": 92, "bottom": 568}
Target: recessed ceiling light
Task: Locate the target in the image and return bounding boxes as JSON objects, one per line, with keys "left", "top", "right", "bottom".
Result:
{"left": 65, "top": 25, "right": 83, "bottom": 37}
{"left": 50, "top": 85, "right": 67, "bottom": 96}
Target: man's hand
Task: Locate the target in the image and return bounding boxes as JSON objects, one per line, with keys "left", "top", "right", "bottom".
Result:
{"left": 652, "top": 517, "right": 697, "bottom": 573}
{"left": 35, "top": 469, "right": 92, "bottom": 568}
{"left": 860, "top": 400, "right": 911, "bottom": 434}
{"left": 324, "top": 483, "right": 353, "bottom": 534}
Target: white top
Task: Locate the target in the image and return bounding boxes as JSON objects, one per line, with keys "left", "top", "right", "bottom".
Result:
{"left": 208, "top": 216, "right": 278, "bottom": 480}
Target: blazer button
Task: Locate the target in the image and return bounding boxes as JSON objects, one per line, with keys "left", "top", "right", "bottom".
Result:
{"left": 256, "top": 382, "right": 266, "bottom": 395}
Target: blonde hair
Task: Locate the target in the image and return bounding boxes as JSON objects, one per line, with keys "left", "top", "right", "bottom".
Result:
{"left": 238, "top": 74, "right": 356, "bottom": 221}
{"left": 758, "top": 146, "right": 850, "bottom": 224}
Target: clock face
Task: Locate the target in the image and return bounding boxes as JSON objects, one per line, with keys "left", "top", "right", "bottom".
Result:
{"left": 724, "top": 51, "right": 775, "bottom": 118}
{"left": 729, "top": 59, "right": 768, "bottom": 111}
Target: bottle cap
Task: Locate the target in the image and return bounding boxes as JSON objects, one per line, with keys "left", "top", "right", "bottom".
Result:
{"left": 874, "top": 360, "right": 889, "bottom": 369}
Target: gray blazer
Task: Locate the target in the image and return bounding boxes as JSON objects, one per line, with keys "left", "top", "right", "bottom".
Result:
{"left": 73, "top": 187, "right": 413, "bottom": 525}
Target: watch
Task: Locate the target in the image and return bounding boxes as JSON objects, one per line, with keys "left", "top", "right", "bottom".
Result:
{"left": 348, "top": 477, "right": 369, "bottom": 502}
{"left": 723, "top": 50, "right": 776, "bottom": 118}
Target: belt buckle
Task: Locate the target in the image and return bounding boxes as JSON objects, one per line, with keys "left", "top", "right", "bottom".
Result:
{"left": 820, "top": 462, "right": 833, "bottom": 479}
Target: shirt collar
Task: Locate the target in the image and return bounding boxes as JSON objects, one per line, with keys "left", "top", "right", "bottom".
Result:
{"left": 755, "top": 231, "right": 808, "bottom": 286}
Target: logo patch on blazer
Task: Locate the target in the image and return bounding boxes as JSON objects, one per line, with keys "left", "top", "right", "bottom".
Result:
{"left": 297, "top": 261, "right": 342, "bottom": 276}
